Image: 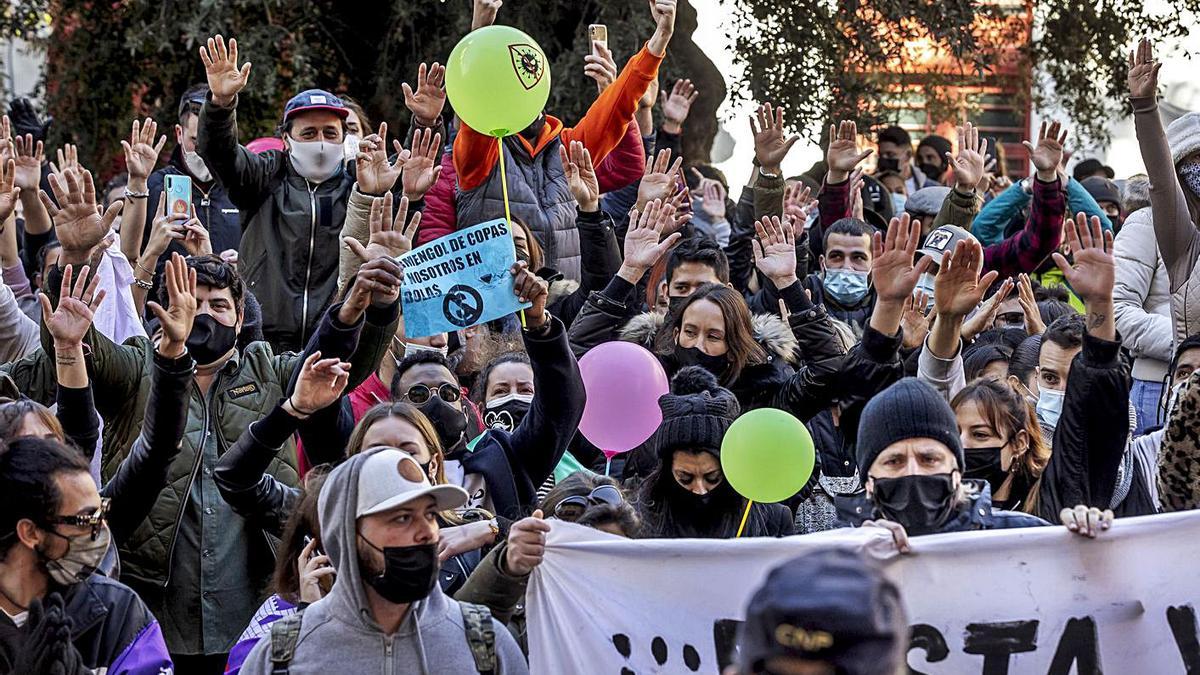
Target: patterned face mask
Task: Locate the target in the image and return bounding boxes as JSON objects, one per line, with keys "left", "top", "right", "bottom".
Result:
{"left": 1180, "top": 157, "right": 1200, "bottom": 199}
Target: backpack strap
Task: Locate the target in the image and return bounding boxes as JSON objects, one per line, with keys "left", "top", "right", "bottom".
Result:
{"left": 460, "top": 602, "right": 497, "bottom": 674}
{"left": 269, "top": 611, "right": 305, "bottom": 675}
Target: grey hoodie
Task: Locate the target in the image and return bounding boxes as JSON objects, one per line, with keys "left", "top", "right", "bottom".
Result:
{"left": 238, "top": 449, "right": 528, "bottom": 675}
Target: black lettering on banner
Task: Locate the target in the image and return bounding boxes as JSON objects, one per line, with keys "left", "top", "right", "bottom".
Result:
{"left": 1167, "top": 604, "right": 1200, "bottom": 673}
{"left": 713, "top": 619, "right": 743, "bottom": 671}
{"left": 449, "top": 236, "right": 465, "bottom": 252}
{"left": 1046, "top": 616, "right": 1102, "bottom": 675}
{"left": 465, "top": 251, "right": 482, "bottom": 266}
{"left": 963, "top": 620, "right": 1039, "bottom": 675}
{"left": 610, "top": 633, "right": 702, "bottom": 674}
{"left": 907, "top": 623, "right": 950, "bottom": 675}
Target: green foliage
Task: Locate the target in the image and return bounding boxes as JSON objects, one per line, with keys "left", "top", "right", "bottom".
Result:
{"left": 16, "top": 0, "right": 678, "bottom": 178}
{"left": 725, "top": 0, "right": 1200, "bottom": 146}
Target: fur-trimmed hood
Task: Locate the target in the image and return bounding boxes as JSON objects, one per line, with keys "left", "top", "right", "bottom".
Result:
{"left": 618, "top": 310, "right": 798, "bottom": 365}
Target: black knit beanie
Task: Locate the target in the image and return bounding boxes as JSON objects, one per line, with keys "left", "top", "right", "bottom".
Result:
{"left": 654, "top": 367, "right": 740, "bottom": 459}
{"left": 856, "top": 378, "right": 964, "bottom": 476}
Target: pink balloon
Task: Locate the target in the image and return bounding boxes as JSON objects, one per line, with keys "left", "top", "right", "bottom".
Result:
{"left": 578, "top": 342, "right": 669, "bottom": 459}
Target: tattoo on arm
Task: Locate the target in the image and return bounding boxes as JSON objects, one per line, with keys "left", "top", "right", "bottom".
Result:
{"left": 55, "top": 351, "right": 80, "bottom": 367}
{"left": 1086, "top": 312, "right": 1107, "bottom": 332}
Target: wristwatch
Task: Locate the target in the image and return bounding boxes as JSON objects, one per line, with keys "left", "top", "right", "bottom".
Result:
{"left": 123, "top": 188, "right": 149, "bottom": 200}
{"left": 758, "top": 166, "right": 781, "bottom": 180}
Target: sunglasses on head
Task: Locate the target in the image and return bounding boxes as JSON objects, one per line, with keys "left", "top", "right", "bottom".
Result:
{"left": 46, "top": 498, "right": 110, "bottom": 540}
{"left": 553, "top": 485, "right": 624, "bottom": 521}
{"left": 404, "top": 383, "right": 461, "bottom": 405}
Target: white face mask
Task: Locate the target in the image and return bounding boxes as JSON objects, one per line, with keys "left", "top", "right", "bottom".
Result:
{"left": 183, "top": 150, "right": 213, "bottom": 182}
{"left": 287, "top": 138, "right": 343, "bottom": 183}
{"left": 342, "top": 133, "right": 361, "bottom": 163}
{"left": 1036, "top": 388, "right": 1066, "bottom": 429}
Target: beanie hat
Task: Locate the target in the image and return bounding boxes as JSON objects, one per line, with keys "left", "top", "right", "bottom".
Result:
{"left": 904, "top": 186, "right": 952, "bottom": 218}
{"left": 1167, "top": 112, "right": 1200, "bottom": 166}
{"left": 1080, "top": 176, "right": 1120, "bottom": 207}
{"left": 654, "top": 367, "right": 740, "bottom": 459}
{"left": 856, "top": 378, "right": 963, "bottom": 476}
{"left": 916, "top": 134, "right": 952, "bottom": 162}
{"left": 1072, "top": 158, "right": 1114, "bottom": 181}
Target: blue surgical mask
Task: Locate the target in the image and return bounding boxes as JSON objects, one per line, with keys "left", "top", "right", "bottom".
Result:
{"left": 890, "top": 192, "right": 908, "bottom": 215}
{"left": 1036, "top": 388, "right": 1065, "bottom": 429}
{"left": 914, "top": 272, "right": 937, "bottom": 311}
{"left": 823, "top": 268, "right": 870, "bottom": 306}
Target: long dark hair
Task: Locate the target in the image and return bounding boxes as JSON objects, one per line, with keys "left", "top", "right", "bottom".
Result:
{"left": 272, "top": 465, "right": 332, "bottom": 603}
{"left": 653, "top": 283, "right": 766, "bottom": 387}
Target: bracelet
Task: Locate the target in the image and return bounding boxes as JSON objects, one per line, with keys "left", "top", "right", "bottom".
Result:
{"left": 286, "top": 395, "right": 316, "bottom": 419}
{"left": 136, "top": 261, "right": 156, "bottom": 278}
{"left": 758, "top": 166, "right": 781, "bottom": 180}
{"left": 131, "top": 278, "right": 153, "bottom": 290}
{"left": 123, "top": 188, "right": 149, "bottom": 200}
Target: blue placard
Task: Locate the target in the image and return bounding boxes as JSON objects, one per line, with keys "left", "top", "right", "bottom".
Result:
{"left": 399, "top": 218, "right": 532, "bottom": 338}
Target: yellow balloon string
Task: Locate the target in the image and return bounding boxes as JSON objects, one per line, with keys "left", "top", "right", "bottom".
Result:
{"left": 735, "top": 500, "right": 754, "bottom": 538}
{"left": 497, "top": 136, "right": 526, "bottom": 329}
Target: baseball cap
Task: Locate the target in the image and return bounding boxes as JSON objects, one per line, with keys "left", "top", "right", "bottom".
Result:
{"left": 736, "top": 549, "right": 906, "bottom": 675}
{"left": 283, "top": 89, "right": 349, "bottom": 122}
{"left": 918, "top": 224, "right": 976, "bottom": 264}
{"left": 355, "top": 448, "right": 468, "bottom": 518}
{"left": 1080, "top": 176, "right": 1120, "bottom": 207}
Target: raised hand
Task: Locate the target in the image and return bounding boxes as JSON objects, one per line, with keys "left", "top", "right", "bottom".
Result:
{"left": 933, "top": 238, "right": 999, "bottom": 318}
{"left": 700, "top": 179, "right": 727, "bottom": 221}
{"left": 146, "top": 253, "right": 198, "bottom": 358}
{"left": 180, "top": 218, "right": 213, "bottom": 257}
{"left": 297, "top": 538, "right": 335, "bottom": 604}
{"left": 346, "top": 258, "right": 404, "bottom": 316}
{"left": 472, "top": 0, "right": 503, "bottom": 30}
{"left": 1127, "top": 38, "right": 1162, "bottom": 100}
{"left": 648, "top": 0, "right": 678, "bottom": 56}
{"left": 511, "top": 260, "right": 550, "bottom": 329}
{"left": 121, "top": 118, "right": 167, "bottom": 181}
{"left": 49, "top": 144, "right": 78, "bottom": 180}
{"left": 402, "top": 62, "right": 447, "bottom": 127}
{"left": 621, "top": 199, "right": 683, "bottom": 277}
{"left": 751, "top": 103, "right": 800, "bottom": 174}
{"left": 12, "top": 133, "right": 44, "bottom": 191}
{"left": 871, "top": 213, "right": 933, "bottom": 303}
{"left": 144, "top": 194, "right": 187, "bottom": 259}
{"left": 849, "top": 169, "right": 865, "bottom": 221}
{"left": 356, "top": 122, "right": 409, "bottom": 195}
{"left": 40, "top": 167, "right": 123, "bottom": 263}
{"left": 345, "top": 191, "right": 422, "bottom": 262}
{"left": 199, "top": 35, "right": 252, "bottom": 107}
{"left": 1016, "top": 273, "right": 1046, "bottom": 335}
{"left": 636, "top": 148, "right": 683, "bottom": 210}
{"left": 661, "top": 79, "right": 698, "bottom": 133}
{"left": 783, "top": 182, "right": 815, "bottom": 229}
{"left": 560, "top": 140, "right": 599, "bottom": 212}
{"left": 900, "top": 290, "right": 933, "bottom": 350}
{"left": 752, "top": 215, "right": 798, "bottom": 288}
{"left": 584, "top": 42, "right": 618, "bottom": 93}
{"left": 8, "top": 98, "right": 50, "bottom": 143}
{"left": 1052, "top": 212, "right": 1115, "bottom": 340}
{"left": 0, "top": 159, "right": 18, "bottom": 223}
{"left": 826, "top": 120, "right": 872, "bottom": 182}
{"left": 949, "top": 122, "right": 988, "bottom": 193}
{"left": 290, "top": 350, "right": 351, "bottom": 415}
{"left": 961, "top": 277, "right": 1013, "bottom": 342}
{"left": 401, "top": 127, "right": 442, "bottom": 201}
{"left": 39, "top": 263, "right": 105, "bottom": 348}
{"left": 1022, "top": 120, "right": 1067, "bottom": 183}
{"left": 505, "top": 510, "right": 551, "bottom": 576}
{"left": 0, "top": 116, "right": 10, "bottom": 166}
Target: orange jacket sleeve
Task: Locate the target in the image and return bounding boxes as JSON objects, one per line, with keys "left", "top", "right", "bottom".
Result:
{"left": 452, "top": 121, "right": 501, "bottom": 194}
{"left": 562, "top": 44, "right": 663, "bottom": 166}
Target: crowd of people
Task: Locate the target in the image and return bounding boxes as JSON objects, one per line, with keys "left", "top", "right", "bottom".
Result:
{"left": 0, "top": 0, "right": 1197, "bottom": 669}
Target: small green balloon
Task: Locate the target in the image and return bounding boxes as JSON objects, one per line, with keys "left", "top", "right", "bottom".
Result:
{"left": 720, "top": 408, "right": 815, "bottom": 503}
{"left": 445, "top": 25, "right": 551, "bottom": 138}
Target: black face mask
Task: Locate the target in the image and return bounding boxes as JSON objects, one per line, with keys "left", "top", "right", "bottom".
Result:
{"left": 964, "top": 445, "right": 1008, "bottom": 496}
{"left": 186, "top": 314, "right": 237, "bottom": 365}
{"left": 869, "top": 473, "right": 957, "bottom": 536}
{"left": 917, "top": 162, "right": 944, "bottom": 180}
{"left": 419, "top": 397, "right": 468, "bottom": 456}
{"left": 359, "top": 537, "right": 439, "bottom": 604}
{"left": 483, "top": 393, "right": 532, "bottom": 432}
{"left": 876, "top": 157, "right": 901, "bottom": 173}
{"left": 673, "top": 345, "right": 728, "bottom": 379}
{"left": 668, "top": 294, "right": 688, "bottom": 316}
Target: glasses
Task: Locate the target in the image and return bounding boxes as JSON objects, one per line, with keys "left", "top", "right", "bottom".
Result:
{"left": 46, "top": 498, "right": 110, "bottom": 540}
{"left": 553, "top": 485, "right": 624, "bottom": 521}
{"left": 403, "top": 383, "right": 461, "bottom": 405}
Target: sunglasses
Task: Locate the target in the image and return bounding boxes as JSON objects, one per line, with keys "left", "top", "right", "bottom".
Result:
{"left": 46, "top": 498, "right": 110, "bottom": 540}
{"left": 553, "top": 485, "right": 624, "bottom": 521}
{"left": 404, "top": 383, "right": 461, "bottom": 405}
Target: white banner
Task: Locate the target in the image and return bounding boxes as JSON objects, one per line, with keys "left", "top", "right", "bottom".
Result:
{"left": 526, "top": 511, "right": 1200, "bottom": 674}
